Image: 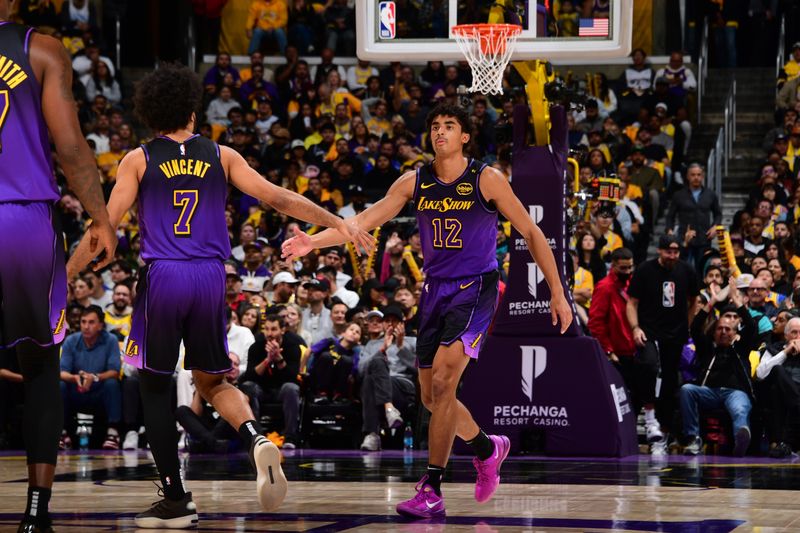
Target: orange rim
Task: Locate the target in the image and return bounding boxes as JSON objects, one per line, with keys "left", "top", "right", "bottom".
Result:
{"left": 452, "top": 23, "right": 522, "bottom": 55}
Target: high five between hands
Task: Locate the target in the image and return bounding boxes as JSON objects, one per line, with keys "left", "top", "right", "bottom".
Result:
{"left": 282, "top": 217, "right": 373, "bottom": 261}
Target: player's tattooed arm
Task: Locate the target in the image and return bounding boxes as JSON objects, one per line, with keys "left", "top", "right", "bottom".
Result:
{"left": 35, "top": 35, "right": 108, "bottom": 225}
{"left": 223, "top": 146, "right": 375, "bottom": 253}
{"left": 33, "top": 33, "right": 117, "bottom": 272}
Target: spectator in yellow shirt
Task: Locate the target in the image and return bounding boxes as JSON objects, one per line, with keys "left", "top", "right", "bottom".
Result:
{"left": 247, "top": 0, "right": 288, "bottom": 54}
{"left": 97, "top": 133, "right": 127, "bottom": 185}
{"left": 780, "top": 43, "right": 800, "bottom": 87}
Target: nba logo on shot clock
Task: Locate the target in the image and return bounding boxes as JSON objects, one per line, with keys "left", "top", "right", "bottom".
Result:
{"left": 379, "top": 2, "right": 396, "bottom": 39}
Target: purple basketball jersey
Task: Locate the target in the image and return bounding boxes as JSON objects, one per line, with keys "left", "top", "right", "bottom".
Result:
{"left": 138, "top": 135, "right": 231, "bottom": 262}
{"left": 0, "top": 23, "right": 58, "bottom": 203}
{"left": 413, "top": 159, "right": 498, "bottom": 279}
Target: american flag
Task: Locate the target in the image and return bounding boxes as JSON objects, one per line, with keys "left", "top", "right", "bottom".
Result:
{"left": 578, "top": 18, "right": 609, "bottom": 37}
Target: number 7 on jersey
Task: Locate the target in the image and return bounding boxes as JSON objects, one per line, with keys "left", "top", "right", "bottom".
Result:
{"left": 173, "top": 189, "right": 198, "bottom": 236}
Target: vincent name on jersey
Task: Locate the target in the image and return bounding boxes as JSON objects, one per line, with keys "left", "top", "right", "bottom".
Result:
{"left": 158, "top": 158, "right": 212, "bottom": 180}
{"left": 0, "top": 54, "right": 27, "bottom": 89}
{"left": 416, "top": 196, "right": 475, "bottom": 213}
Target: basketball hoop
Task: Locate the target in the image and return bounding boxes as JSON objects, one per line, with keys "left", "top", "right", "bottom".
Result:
{"left": 452, "top": 23, "right": 522, "bottom": 96}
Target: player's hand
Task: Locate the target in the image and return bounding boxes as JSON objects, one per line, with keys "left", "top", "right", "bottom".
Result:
{"left": 281, "top": 231, "right": 314, "bottom": 262}
{"left": 88, "top": 219, "right": 118, "bottom": 271}
{"left": 66, "top": 231, "right": 94, "bottom": 280}
{"left": 550, "top": 292, "right": 573, "bottom": 334}
{"left": 336, "top": 217, "right": 375, "bottom": 256}
{"left": 633, "top": 327, "right": 647, "bottom": 347}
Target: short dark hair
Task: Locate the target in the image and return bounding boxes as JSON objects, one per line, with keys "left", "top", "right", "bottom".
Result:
{"left": 109, "top": 260, "right": 133, "bottom": 275}
{"left": 79, "top": 274, "right": 95, "bottom": 290}
{"left": 426, "top": 102, "right": 471, "bottom": 136}
{"left": 263, "top": 314, "right": 285, "bottom": 329}
{"left": 81, "top": 305, "right": 104, "bottom": 323}
{"left": 756, "top": 267, "right": 773, "bottom": 279}
{"left": 610, "top": 247, "right": 633, "bottom": 262}
{"left": 318, "top": 265, "right": 338, "bottom": 277}
{"left": 134, "top": 63, "right": 203, "bottom": 133}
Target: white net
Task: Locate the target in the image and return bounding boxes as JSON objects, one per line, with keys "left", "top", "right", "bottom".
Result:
{"left": 452, "top": 24, "right": 522, "bottom": 96}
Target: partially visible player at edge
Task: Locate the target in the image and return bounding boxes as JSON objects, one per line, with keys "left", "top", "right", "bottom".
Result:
{"left": 282, "top": 102, "right": 573, "bottom": 519}
{"left": 0, "top": 3, "right": 117, "bottom": 532}
{"left": 69, "top": 63, "right": 374, "bottom": 529}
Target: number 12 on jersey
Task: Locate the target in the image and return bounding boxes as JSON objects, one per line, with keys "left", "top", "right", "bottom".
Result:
{"left": 431, "top": 218, "right": 463, "bottom": 249}
{"left": 173, "top": 189, "right": 198, "bottom": 236}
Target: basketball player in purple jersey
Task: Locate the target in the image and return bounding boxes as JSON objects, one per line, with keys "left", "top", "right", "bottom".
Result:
{"left": 0, "top": 4, "right": 117, "bottom": 531}
{"left": 283, "top": 103, "right": 572, "bottom": 518}
{"left": 69, "top": 64, "right": 373, "bottom": 529}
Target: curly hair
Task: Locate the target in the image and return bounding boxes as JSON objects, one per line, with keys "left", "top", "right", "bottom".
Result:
{"left": 426, "top": 102, "right": 471, "bottom": 136}
{"left": 133, "top": 62, "right": 202, "bottom": 133}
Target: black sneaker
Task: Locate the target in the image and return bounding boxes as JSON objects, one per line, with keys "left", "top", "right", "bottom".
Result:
{"left": 733, "top": 426, "right": 751, "bottom": 457}
{"left": 17, "top": 519, "right": 54, "bottom": 533}
{"left": 250, "top": 435, "right": 288, "bottom": 511}
{"left": 134, "top": 491, "right": 198, "bottom": 529}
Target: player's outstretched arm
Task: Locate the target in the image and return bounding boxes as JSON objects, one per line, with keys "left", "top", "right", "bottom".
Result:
{"left": 281, "top": 171, "right": 416, "bottom": 261}
{"left": 33, "top": 33, "right": 116, "bottom": 267}
{"left": 480, "top": 167, "right": 574, "bottom": 334}
{"left": 66, "top": 150, "right": 143, "bottom": 278}
{"left": 222, "top": 145, "right": 374, "bottom": 252}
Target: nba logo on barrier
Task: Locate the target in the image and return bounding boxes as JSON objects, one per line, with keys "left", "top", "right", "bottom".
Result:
{"left": 521, "top": 346, "right": 547, "bottom": 402}
{"left": 379, "top": 2, "right": 396, "bottom": 39}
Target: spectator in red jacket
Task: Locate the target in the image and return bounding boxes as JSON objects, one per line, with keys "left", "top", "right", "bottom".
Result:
{"left": 588, "top": 247, "right": 639, "bottom": 406}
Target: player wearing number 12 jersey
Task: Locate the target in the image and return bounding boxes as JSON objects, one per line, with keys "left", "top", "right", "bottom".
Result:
{"left": 69, "top": 63, "right": 373, "bottom": 529}
{"left": 282, "top": 103, "right": 573, "bottom": 519}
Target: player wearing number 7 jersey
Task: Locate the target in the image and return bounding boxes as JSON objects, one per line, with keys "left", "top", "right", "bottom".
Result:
{"left": 282, "top": 102, "right": 573, "bottom": 519}
{"left": 68, "top": 63, "right": 373, "bottom": 529}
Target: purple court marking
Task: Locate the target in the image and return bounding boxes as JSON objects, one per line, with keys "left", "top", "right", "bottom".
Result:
{"left": 0, "top": 513, "right": 746, "bottom": 532}
{"left": 0, "top": 448, "right": 792, "bottom": 465}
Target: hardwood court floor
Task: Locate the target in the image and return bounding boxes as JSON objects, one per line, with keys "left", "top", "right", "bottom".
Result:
{"left": 1, "top": 449, "right": 800, "bottom": 531}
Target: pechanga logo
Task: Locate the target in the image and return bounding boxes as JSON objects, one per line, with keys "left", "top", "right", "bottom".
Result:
{"left": 527, "top": 262, "right": 545, "bottom": 298}
{"left": 417, "top": 196, "right": 475, "bottom": 212}
{"left": 456, "top": 183, "right": 473, "bottom": 195}
{"left": 528, "top": 205, "right": 544, "bottom": 224}
{"left": 521, "top": 345, "right": 547, "bottom": 401}
{"left": 507, "top": 263, "right": 550, "bottom": 316}
{"left": 515, "top": 205, "right": 555, "bottom": 250}
{"left": 492, "top": 345, "right": 568, "bottom": 426}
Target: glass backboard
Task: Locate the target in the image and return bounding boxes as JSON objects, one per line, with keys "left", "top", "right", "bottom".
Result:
{"left": 356, "top": 0, "right": 632, "bottom": 62}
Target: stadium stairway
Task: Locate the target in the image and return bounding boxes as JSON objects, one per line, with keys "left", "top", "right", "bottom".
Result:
{"left": 686, "top": 67, "right": 777, "bottom": 227}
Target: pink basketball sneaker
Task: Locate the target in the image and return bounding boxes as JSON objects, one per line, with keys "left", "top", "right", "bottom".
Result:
{"left": 473, "top": 434, "right": 511, "bottom": 503}
{"left": 395, "top": 475, "right": 446, "bottom": 519}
